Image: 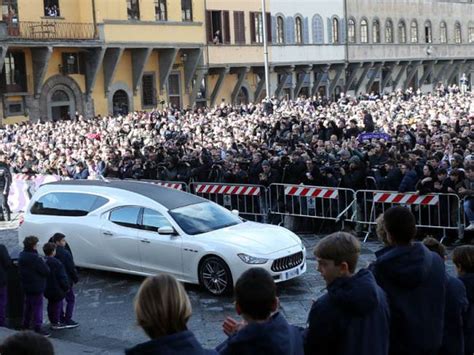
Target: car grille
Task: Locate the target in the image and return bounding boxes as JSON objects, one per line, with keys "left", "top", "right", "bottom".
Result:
{"left": 271, "top": 251, "right": 304, "bottom": 272}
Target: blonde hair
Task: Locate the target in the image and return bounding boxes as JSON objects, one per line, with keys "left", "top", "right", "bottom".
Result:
{"left": 375, "top": 214, "right": 389, "bottom": 246}
{"left": 134, "top": 274, "right": 192, "bottom": 339}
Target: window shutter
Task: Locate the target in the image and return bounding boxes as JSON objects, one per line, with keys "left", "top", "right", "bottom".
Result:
{"left": 286, "top": 16, "right": 294, "bottom": 44}
{"left": 303, "top": 17, "right": 309, "bottom": 44}
{"left": 223, "top": 11, "right": 230, "bottom": 44}
{"left": 79, "top": 52, "right": 86, "bottom": 74}
{"left": 312, "top": 15, "right": 324, "bottom": 44}
{"left": 206, "top": 11, "right": 213, "bottom": 43}
{"left": 340, "top": 18, "right": 346, "bottom": 44}
{"left": 327, "top": 18, "right": 333, "bottom": 43}
{"left": 250, "top": 12, "right": 256, "bottom": 43}
{"left": 239, "top": 12, "right": 246, "bottom": 44}
{"left": 271, "top": 16, "right": 277, "bottom": 44}
{"left": 266, "top": 12, "right": 272, "bottom": 43}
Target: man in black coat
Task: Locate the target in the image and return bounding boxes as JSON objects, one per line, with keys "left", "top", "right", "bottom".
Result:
{"left": 0, "top": 152, "right": 12, "bottom": 221}
{"left": 371, "top": 207, "right": 446, "bottom": 355}
{"left": 304, "top": 232, "right": 390, "bottom": 355}
{"left": 0, "top": 243, "right": 11, "bottom": 327}
{"left": 43, "top": 243, "right": 69, "bottom": 330}
{"left": 377, "top": 160, "right": 403, "bottom": 191}
{"left": 52, "top": 233, "right": 79, "bottom": 329}
{"left": 18, "top": 236, "right": 50, "bottom": 336}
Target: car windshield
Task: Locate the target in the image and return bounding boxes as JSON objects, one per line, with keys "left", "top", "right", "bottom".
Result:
{"left": 169, "top": 202, "right": 242, "bottom": 235}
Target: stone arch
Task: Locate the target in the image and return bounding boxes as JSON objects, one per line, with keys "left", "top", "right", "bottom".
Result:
{"left": 108, "top": 81, "right": 133, "bottom": 115}
{"left": 39, "top": 75, "right": 84, "bottom": 121}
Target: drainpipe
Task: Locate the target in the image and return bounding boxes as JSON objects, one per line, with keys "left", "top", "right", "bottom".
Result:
{"left": 92, "top": 0, "right": 97, "bottom": 38}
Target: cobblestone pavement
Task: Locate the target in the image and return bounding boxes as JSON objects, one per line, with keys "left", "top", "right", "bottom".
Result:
{"left": 0, "top": 218, "right": 457, "bottom": 354}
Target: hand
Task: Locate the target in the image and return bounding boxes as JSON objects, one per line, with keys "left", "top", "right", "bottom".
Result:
{"left": 340, "top": 168, "right": 346, "bottom": 176}
{"left": 434, "top": 182, "right": 441, "bottom": 189}
{"left": 459, "top": 187, "right": 467, "bottom": 194}
{"left": 222, "top": 317, "right": 246, "bottom": 336}
{"left": 447, "top": 187, "right": 455, "bottom": 193}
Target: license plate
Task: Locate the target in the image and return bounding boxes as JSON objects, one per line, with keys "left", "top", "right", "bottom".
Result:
{"left": 284, "top": 267, "right": 300, "bottom": 280}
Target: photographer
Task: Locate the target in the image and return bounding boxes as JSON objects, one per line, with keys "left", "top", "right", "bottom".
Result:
{"left": 376, "top": 160, "right": 403, "bottom": 191}
{"left": 302, "top": 160, "right": 323, "bottom": 186}
{"left": 258, "top": 160, "right": 281, "bottom": 187}
{"left": 340, "top": 156, "right": 367, "bottom": 191}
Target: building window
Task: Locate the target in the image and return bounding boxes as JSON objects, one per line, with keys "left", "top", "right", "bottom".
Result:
{"left": 154, "top": 0, "right": 167, "bottom": 21}
{"left": 276, "top": 16, "right": 285, "bottom": 44}
{"left": 440, "top": 21, "right": 447, "bottom": 43}
{"left": 127, "top": 0, "right": 140, "bottom": 20}
{"left": 295, "top": 16, "right": 303, "bottom": 44}
{"left": 424, "top": 21, "right": 432, "bottom": 43}
{"left": 385, "top": 19, "right": 393, "bottom": 43}
{"left": 44, "top": 0, "right": 60, "bottom": 17}
{"left": 234, "top": 11, "right": 245, "bottom": 44}
{"left": 332, "top": 17, "right": 339, "bottom": 43}
{"left": 5, "top": 100, "right": 24, "bottom": 117}
{"left": 455, "top": 22, "right": 462, "bottom": 43}
{"left": 181, "top": 0, "right": 192, "bottom": 22}
{"left": 348, "top": 18, "right": 355, "bottom": 43}
{"left": 372, "top": 19, "right": 381, "bottom": 43}
{"left": 1, "top": 51, "right": 27, "bottom": 93}
{"left": 61, "top": 53, "right": 83, "bottom": 75}
{"left": 142, "top": 74, "right": 156, "bottom": 108}
{"left": 250, "top": 12, "right": 271, "bottom": 44}
{"left": 2, "top": 0, "right": 18, "bottom": 22}
{"left": 398, "top": 20, "right": 406, "bottom": 43}
{"left": 312, "top": 14, "right": 324, "bottom": 44}
{"left": 360, "top": 19, "right": 368, "bottom": 43}
{"left": 206, "top": 10, "right": 230, "bottom": 44}
{"left": 193, "top": 76, "right": 207, "bottom": 101}
{"left": 410, "top": 20, "right": 418, "bottom": 43}
{"left": 469, "top": 22, "right": 474, "bottom": 43}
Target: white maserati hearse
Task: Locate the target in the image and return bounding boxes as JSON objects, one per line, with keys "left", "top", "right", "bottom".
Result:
{"left": 18, "top": 180, "right": 306, "bottom": 295}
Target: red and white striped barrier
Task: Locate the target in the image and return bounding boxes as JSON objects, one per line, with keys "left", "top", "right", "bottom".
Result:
{"left": 151, "top": 182, "right": 183, "bottom": 190}
{"left": 195, "top": 184, "right": 261, "bottom": 196}
{"left": 285, "top": 186, "right": 339, "bottom": 199}
{"left": 373, "top": 192, "right": 439, "bottom": 205}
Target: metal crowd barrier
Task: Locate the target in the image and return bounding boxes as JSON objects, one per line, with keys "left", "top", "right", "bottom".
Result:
{"left": 268, "top": 183, "right": 357, "bottom": 229}
{"left": 189, "top": 182, "right": 268, "bottom": 221}
{"left": 356, "top": 190, "right": 462, "bottom": 242}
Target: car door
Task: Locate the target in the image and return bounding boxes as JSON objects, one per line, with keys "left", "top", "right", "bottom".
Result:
{"left": 137, "top": 208, "right": 183, "bottom": 278}
{"left": 100, "top": 206, "right": 142, "bottom": 272}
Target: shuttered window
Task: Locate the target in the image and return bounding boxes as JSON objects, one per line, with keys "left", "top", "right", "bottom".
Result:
{"left": 250, "top": 12, "right": 271, "bottom": 43}
{"left": 234, "top": 11, "right": 246, "bottom": 44}
{"left": 142, "top": 74, "right": 155, "bottom": 108}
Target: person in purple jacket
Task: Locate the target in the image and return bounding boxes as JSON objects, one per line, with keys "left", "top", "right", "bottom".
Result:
{"left": 18, "top": 236, "right": 50, "bottom": 337}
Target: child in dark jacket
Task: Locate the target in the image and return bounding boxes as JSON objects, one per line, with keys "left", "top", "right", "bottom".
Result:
{"left": 43, "top": 242, "right": 69, "bottom": 330}
{"left": 0, "top": 244, "right": 11, "bottom": 327}
{"left": 18, "top": 236, "right": 50, "bottom": 337}
{"left": 305, "top": 232, "right": 390, "bottom": 355}
{"left": 371, "top": 207, "right": 446, "bottom": 355}
{"left": 423, "top": 237, "right": 468, "bottom": 355}
{"left": 453, "top": 245, "right": 474, "bottom": 355}
{"left": 216, "top": 268, "right": 303, "bottom": 355}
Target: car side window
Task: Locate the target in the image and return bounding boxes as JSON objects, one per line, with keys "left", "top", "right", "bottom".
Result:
{"left": 141, "top": 208, "right": 172, "bottom": 232}
{"left": 31, "top": 192, "right": 109, "bottom": 216}
{"left": 109, "top": 206, "right": 141, "bottom": 229}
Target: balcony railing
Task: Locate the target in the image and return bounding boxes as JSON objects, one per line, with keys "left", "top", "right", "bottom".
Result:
{"left": 6, "top": 21, "right": 97, "bottom": 40}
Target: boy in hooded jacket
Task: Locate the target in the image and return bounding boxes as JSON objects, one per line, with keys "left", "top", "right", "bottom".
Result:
{"left": 216, "top": 268, "right": 303, "bottom": 355}
{"left": 453, "top": 245, "right": 474, "bottom": 355}
{"left": 371, "top": 206, "right": 446, "bottom": 355}
{"left": 304, "top": 232, "right": 390, "bottom": 355}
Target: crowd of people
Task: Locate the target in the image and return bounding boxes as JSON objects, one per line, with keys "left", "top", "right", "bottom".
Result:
{"left": 1, "top": 207, "right": 473, "bottom": 355}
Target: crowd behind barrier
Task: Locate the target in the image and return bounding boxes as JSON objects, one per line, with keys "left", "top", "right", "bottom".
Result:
{"left": 8, "top": 172, "right": 469, "bottom": 240}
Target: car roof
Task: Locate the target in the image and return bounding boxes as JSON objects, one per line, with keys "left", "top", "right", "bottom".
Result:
{"left": 45, "top": 180, "right": 207, "bottom": 210}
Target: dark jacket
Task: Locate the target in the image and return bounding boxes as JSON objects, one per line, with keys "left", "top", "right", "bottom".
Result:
{"left": 126, "top": 330, "right": 217, "bottom": 355}
{"left": 55, "top": 245, "right": 78, "bottom": 285}
{"left": 371, "top": 243, "right": 446, "bottom": 355}
{"left": 441, "top": 274, "right": 468, "bottom": 355}
{"left": 304, "top": 269, "right": 390, "bottom": 355}
{"left": 460, "top": 273, "right": 474, "bottom": 355}
{"left": 44, "top": 256, "right": 69, "bottom": 302}
{"left": 379, "top": 168, "right": 403, "bottom": 191}
{"left": 398, "top": 169, "right": 419, "bottom": 192}
{"left": 0, "top": 244, "right": 11, "bottom": 287}
{"left": 216, "top": 312, "right": 303, "bottom": 355}
{"left": 18, "top": 249, "right": 50, "bottom": 295}
{"left": 0, "top": 162, "right": 12, "bottom": 193}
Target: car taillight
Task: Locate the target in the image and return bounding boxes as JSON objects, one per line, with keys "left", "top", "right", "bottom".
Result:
{"left": 19, "top": 215, "right": 24, "bottom": 226}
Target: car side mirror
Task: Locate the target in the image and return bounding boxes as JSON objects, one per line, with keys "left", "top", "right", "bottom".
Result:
{"left": 231, "top": 209, "right": 239, "bottom": 217}
{"left": 158, "top": 226, "right": 176, "bottom": 235}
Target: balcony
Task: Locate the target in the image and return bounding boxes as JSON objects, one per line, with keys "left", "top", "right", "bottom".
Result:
{"left": 6, "top": 21, "right": 98, "bottom": 41}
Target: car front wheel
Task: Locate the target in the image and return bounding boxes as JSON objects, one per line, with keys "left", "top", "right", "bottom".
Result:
{"left": 199, "top": 256, "right": 233, "bottom": 296}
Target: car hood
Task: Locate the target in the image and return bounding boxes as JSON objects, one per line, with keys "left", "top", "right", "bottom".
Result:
{"left": 200, "top": 221, "right": 302, "bottom": 256}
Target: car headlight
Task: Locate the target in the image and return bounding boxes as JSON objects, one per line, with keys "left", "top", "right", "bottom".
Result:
{"left": 237, "top": 253, "right": 268, "bottom": 264}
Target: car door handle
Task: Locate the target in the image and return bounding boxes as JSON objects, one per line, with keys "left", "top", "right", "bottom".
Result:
{"left": 141, "top": 239, "right": 151, "bottom": 244}
{"left": 103, "top": 231, "right": 113, "bottom": 236}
